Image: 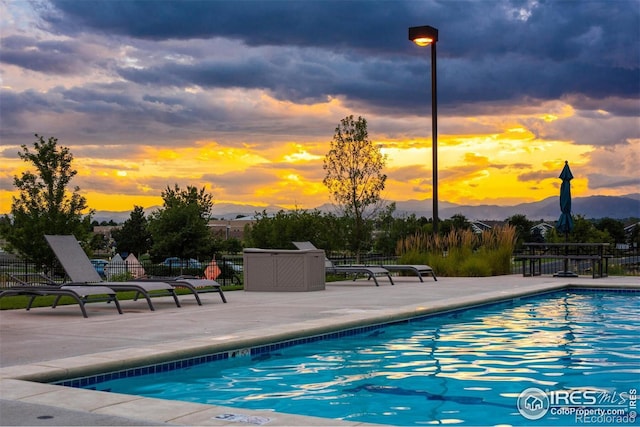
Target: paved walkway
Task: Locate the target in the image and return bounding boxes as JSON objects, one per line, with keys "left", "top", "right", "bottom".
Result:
{"left": 1, "top": 274, "right": 638, "bottom": 426}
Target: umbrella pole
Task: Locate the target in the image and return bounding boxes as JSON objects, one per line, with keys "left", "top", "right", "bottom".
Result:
{"left": 553, "top": 232, "right": 578, "bottom": 277}
{"left": 563, "top": 232, "right": 569, "bottom": 275}
{"left": 554, "top": 231, "right": 577, "bottom": 277}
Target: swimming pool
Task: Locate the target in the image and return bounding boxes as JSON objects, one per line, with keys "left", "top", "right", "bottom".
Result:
{"left": 65, "top": 290, "right": 639, "bottom": 426}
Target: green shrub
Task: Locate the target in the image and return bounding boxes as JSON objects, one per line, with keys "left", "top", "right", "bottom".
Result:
{"left": 398, "top": 250, "right": 427, "bottom": 265}
{"left": 607, "top": 264, "right": 626, "bottom": 276}
{"left": 108, "top": 271, "right": 135, "bottom": 281}
{"left": 480, "top": 247, "right": 513, "bottom": 275}
{"left": 459, "top": 257, "right": 492, "bottom": 276}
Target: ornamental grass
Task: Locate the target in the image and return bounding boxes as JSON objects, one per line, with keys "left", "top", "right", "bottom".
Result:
{"left": 397, "top": 225, "right": 517, "bottom": 277}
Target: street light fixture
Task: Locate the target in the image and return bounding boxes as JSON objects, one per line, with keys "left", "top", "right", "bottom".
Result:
{"left": 409, "top": 25, "right": 439, "bottom": 234}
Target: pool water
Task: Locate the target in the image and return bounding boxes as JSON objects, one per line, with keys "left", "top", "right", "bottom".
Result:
{"left": 84, "top": 291, "right": 639, "bottom": 426}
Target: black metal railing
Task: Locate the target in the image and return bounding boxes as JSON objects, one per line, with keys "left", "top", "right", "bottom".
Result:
{"left": 1, "top": 245, "right": 637, "bottom": 287}
{"left": 511, "top": 246, "right": 639, "bottom": 276}
{"left": 0, "top": 255, "right": 244, "bottom": 288}
{"left": 326, "top": 253, "right": 403, "bottom": 266}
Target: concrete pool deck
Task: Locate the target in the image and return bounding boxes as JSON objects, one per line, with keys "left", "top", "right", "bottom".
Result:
{"left": 1, "top": 274, "right": 639, "bottom": 426}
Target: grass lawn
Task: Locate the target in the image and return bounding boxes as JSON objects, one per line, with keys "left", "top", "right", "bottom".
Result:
{"left": 0, "top": 285, "right": 243, "bottom": 310}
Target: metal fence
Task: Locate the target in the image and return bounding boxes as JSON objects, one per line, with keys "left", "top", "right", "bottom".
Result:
{"left": 327, "top": 248, "right": 639, "bottom": 276}
{"left": 511, "top": 246, "right": 639, "bottom": 276}
{"left": 511, "top": 255, "right": 639, "bottom": 276}
{"left": 0, "top": 255, "right": 244, "bottom": 288}
{"left": 327, "top": 250, "right": 639, "bottom": 276}
{"left": 1, "top": 247, "right": 637, "bottom": 288}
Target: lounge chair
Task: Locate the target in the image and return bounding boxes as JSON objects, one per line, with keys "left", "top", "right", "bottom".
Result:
{"left": 136, "top": 275, "right": 227, "bottom": 305}
{"left": 292, "top": 242, "right": 394, "bottom": 286}
{"left": 374, "top": 264, "right": 437, "bottom": 282}
{"left": 1, "top": 273, "right": 122, "bottom": 318}
{"left": 45, "top": 235, "right": 181, "bottom": 311}
{"left": 293, "top": 241, "right": 436, "bottom": 282}
{"left": 130, "top": 256, "right": 227, "bottom": 305}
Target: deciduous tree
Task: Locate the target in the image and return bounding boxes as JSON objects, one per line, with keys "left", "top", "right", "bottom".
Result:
{"left": 112, "top": 205, "right": 152, "bottom": 257}
{"left": 323, "top": 115, "right": 387, "bottom": 260}
{"left": 147, "top": 184, "right": 214, "bottom": 261}
{"left": 0, "top": 135, "right": 92, "bottom": 265}
{"left": 547, "top": 214, "right": 611, "bottom": 243}
{"left": 595, "top": 217, "right": 626, "bottom": 244}
{"left": 246, "top": 209, "right": 344, "bottom": 251}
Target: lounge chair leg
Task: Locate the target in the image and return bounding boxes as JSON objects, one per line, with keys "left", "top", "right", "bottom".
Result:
{"left": 182, "top": 285, "right": 202, "bottom": 305}
{"left": 65, "top": 294, "right": 88, "bottom": 317}
{"left": 369, "top": 274, "right": 380, "bottom": 286}
{"left": 139, "top": 293, "right": 155, "bottom": 311}
{"left": 192, "top": 292, "right": 203, "bottom": 306}
{"left": 219, "top": 289, "right": 227, "bottom": 303}
{"left": 26, "top": 296, "right": 37, "bottom": 311}
{"left": 78, "top": 302, "right": 89, "bottom": 318}
{"left": 111, "top": 296, "right": 123, "bottom": 314}
{"left": 185, "top": 288, "right": 201, "bottom": 305}
{"left": 52, "top": 295, "right": 62, "bottom": 308}
{"left": 431, "top": 272, "right": 438, "bottom": 281}
{"left": 170, "top": 290, "right": 181, "bottom": 308}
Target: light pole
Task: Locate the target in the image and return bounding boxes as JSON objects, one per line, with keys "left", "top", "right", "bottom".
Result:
{"left": 409, "top": 25, "right": 439, "bottom": 234}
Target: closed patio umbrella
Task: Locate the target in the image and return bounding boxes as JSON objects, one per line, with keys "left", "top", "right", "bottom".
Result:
{"left": 556, "top": 161, "right": 574, "bottom": 236}
{"left": 554, "top": 161, "right": 577, "bottom": 277}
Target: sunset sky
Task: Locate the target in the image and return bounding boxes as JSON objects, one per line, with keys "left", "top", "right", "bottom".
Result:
{"left": 1, "top": 0, "right": 638, "bottom": 216}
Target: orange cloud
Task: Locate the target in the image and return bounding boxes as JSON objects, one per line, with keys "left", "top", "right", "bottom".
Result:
{"left": 0, "top": 99, "right": 612, "bottom": 216}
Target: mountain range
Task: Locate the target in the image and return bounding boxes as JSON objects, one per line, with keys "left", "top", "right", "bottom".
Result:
{"left": 93, "top": 194, "right": 640, "bottom": 224}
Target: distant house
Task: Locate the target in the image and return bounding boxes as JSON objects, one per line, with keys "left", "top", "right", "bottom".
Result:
{"left": 468, "top": 220, "right": 511, "bottom": 234}
{"left": 92, "top": 225, "right": 120, "bottom": 239}
{"left": 623, "top": 222, "right": 639, "bottom": 248}
{"left": 624, "top": 221, "right": 639, "bottom": 236}
{"left": 531, "top": 222, "right": 554, "bottom": 238}
{"left": 470, "top": 220, "right": 492, "bottom": 234}
{"left": 208, "top": 217, "right": 257, "bottom": 240}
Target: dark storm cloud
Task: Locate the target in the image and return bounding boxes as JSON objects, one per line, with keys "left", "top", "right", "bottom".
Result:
{"left": 389, "top": 165, "right": 428, "bottom": 182}
{"left": 202, "top": 169, "right": 281, "bottom": 199}
{"left": 0, "top": 79, "right": 333, "bottom": 149}
{"left": 567, "top": 95, "right": 640, "bottom": 117}
{"left": 0, "top": 89, "right": 59, "bottom": 132}
{"left": 43, "top": 0, "right": 409, "bottom": 52}
{"left": 0, "top": 85, "right": 210, "bottom": 146}
{"left": 0, "top": 35, "right": 96, "bottom": 75}
{"left": 0, "top": 147, "right": 20, "bottom": 159}
{"left": 114, "top": 47, "right": 638, "bottom": 117}
{"left": 518, "top": 171, "right": 555, "bottom": 183}
{"left": 0, "top": 179, "right": 15, "bottom": 192}
{"left": 116, "top": 52, "right": 357, "bottom": 104}
{"left": 44, "top": 0, "right": 638, "bottom": 65}
{"left": 41, "top": 0, "right": 639, "bottom": 108}
{"left": 588, "top": 174, "right": 640, "bottom": 190}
